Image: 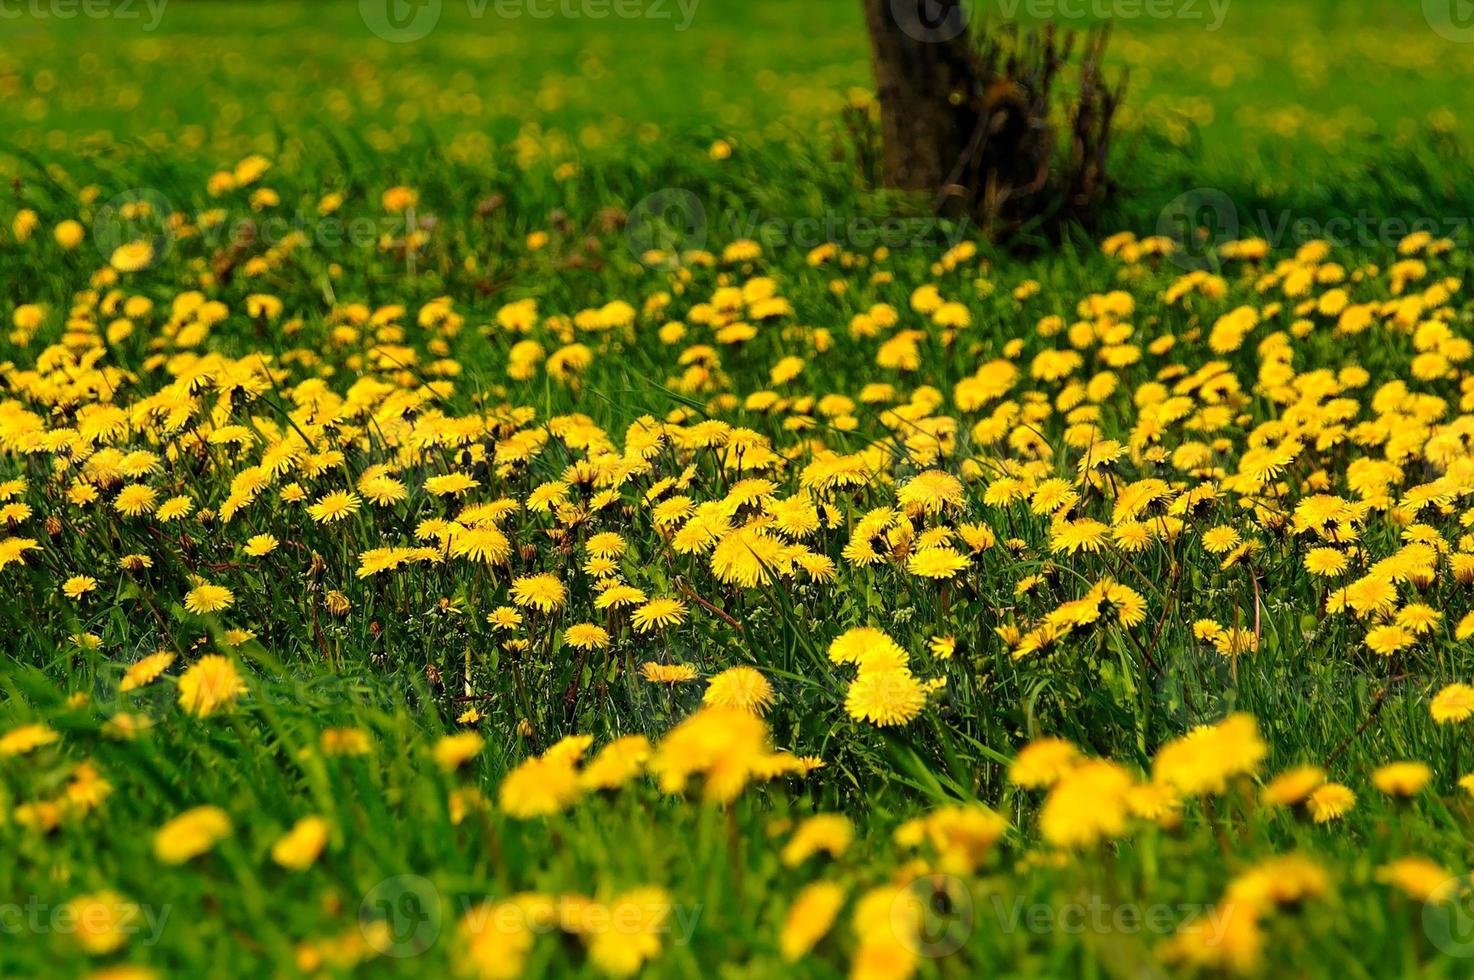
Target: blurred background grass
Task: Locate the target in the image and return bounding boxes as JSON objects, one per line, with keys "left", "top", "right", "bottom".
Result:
{"left": 2, "top": 0, "right": 1472, "bottom": 231}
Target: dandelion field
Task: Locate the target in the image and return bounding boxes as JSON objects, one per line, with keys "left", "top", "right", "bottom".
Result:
{"left": 6, "top": 1, "right": 1474, "bottom": 977}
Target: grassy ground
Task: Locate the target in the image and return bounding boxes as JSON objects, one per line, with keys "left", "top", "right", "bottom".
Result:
{"left": 3, "top": 1, "right": 1474, "bottom": 977}
{"left": 5, "top": 0, "right": 1474, "bottom": 225}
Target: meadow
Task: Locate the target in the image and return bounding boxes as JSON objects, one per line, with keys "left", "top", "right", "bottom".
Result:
{"left": 4, "top": 0, "right": 1474, "bottom": 976}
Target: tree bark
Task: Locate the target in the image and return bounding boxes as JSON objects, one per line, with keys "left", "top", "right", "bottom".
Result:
{"left": 861, "top": 0, "right": 982, "bottom": 194}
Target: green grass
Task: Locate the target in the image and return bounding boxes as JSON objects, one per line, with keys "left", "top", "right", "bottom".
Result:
{"left": 5, "top": 0, "right": 1474, "bottom": 229}
{"left": 3, "top": 1, "right": 1474, "bottom": 977}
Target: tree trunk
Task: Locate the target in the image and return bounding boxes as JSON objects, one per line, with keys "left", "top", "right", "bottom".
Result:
{"left": 862, "top": 5, "right": 1122, "bottom": 235}
{"left": 861, "top": 0, "right": 983, "bottom": 195}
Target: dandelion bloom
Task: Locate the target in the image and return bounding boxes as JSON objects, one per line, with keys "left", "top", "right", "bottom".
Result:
{"left": 1307, "top": 783, "right": 1356, "bottom": 823}
{"left": 1371, "top": 761, "right": 1432, "bottom": 796}
{"left": 65, "top": 891, "right": 139, "bottom": 954}
{"left": 563, "top": 623, "right": 611, "bottom": 650}
{"left": 184, "top": 582, "right": 234, "bottom": 614}
{"left": 382, "top": 185, "right": 418, "bottom": 211}
{"left": 110, "top": 241, "right": 154, "bottom": 272}
{"left": 1201, "top": 526, "right": 1240, "bottom": 554}
{"left": 640, "top": 662, "right": 698, "bottom": 684}
{"left": 906, "top": 547, "right": 968, "bottom": 578}
{"left": 63, "top": 575, "right": 98, "bottom": 599}
{"left": 1009, "top": 737, "right": 1080, "bottom": 789}
{"left": 1431, "top": 683, "right": 1474, "bottom": 723}
{"left": 1364, "top": 623, "right": 1413, "bottom": 656}
{"left": 320, "top": 728, "right": 372, "bottom": 756}
{"left": 780, "top": 882, "right": 845, "bottom": 962}
{"left": 595, "top": 584, "right": 647, "bottom": 611}
{"left": 433, "top": 732, "right": 485, "bottom": 772}
{"left": 895, "top": 805, "right": 1006, "bottom": 874}
{"left": 828, "top": 627, "right": 908, "bottom": 671}
{"left": 0, "top": 722, "right": 59, "bottom": 756}
{"left": 844, "top": 669, "right": 926, "bottom": 727}
{"left": 113, "top": 484, "right": 158, "bottom": 517}
{"left": 120, "top": 651, "right": 176, "bottom": 692}
{"left": 307, "top": 490, "right": 361, "bottom": 523}
{"left": 425, "top": 472, "right": 479, "bottom": 497}
{"left": 177, "top": 655, "right": 246, "bottom": 717}
{"left": 1152, "top": 713, "right": 1267, "bottom": 795}
{"left": 585, "top": 531, "right": 627, "bottom": 558}
{"left": 1261, "top": 765, "right": 1325, "bottom": 806}
{"left": 510, "top": 573, "right": 566, "bottom": 612}
{"left": 449, "top": 525, "right": 511, "bottom": 564}
{"left": 1039, "top": 759, "right": 1134, "bottom": 848}
{"left": 103, "top": 713, "right": 153, "bottom": 740}
{"left": 579, "top": 735, "right": 651, "bottom": 791}
{"left": 1376, "top": 857, "right": 1458, "bottom": 902}
{"left": 457, "top": 901, "right": 537, "bottom": 978}
{"left": 583, "top": 886, "right": 672, "bottom": 976}
{"left": 1303, "top": 547, "right": 1349, "bottom": 576}
{"left": 648, "top": 706, "right": 771, "bottom": 803}
{"left": 631, "top": 597, "right": 687, "bottom": 632}
{"left": 271, "top": 815, "right": 330, "bottom": 870}
{"left": 500, "top": 744, "right": 585, "bottom": 818}
{"left": 781, "top": 814, "right": 853, "bottom": 867}
{"left": 243, "top": 534, "right": 279, "bottom": 557}
{"left": 704, "top": 666, "right": 775, "bottom": 715}
{"left": 1050, "top": 519, "right": 1110, "bottom": 555}
{"left": 156, "top": 495, "right": 194, "bottom": 522}
{"left": 154, "top": 806, "right": 231, "bottom": 864}
{"left": 896, "top": 470, "right": 965, "bottom": 515}
{"left": 850, "top": 885, "right": 921, "bottom": 980}
{"left": 486, "top": 606, "right": 522, "bottom": 630}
